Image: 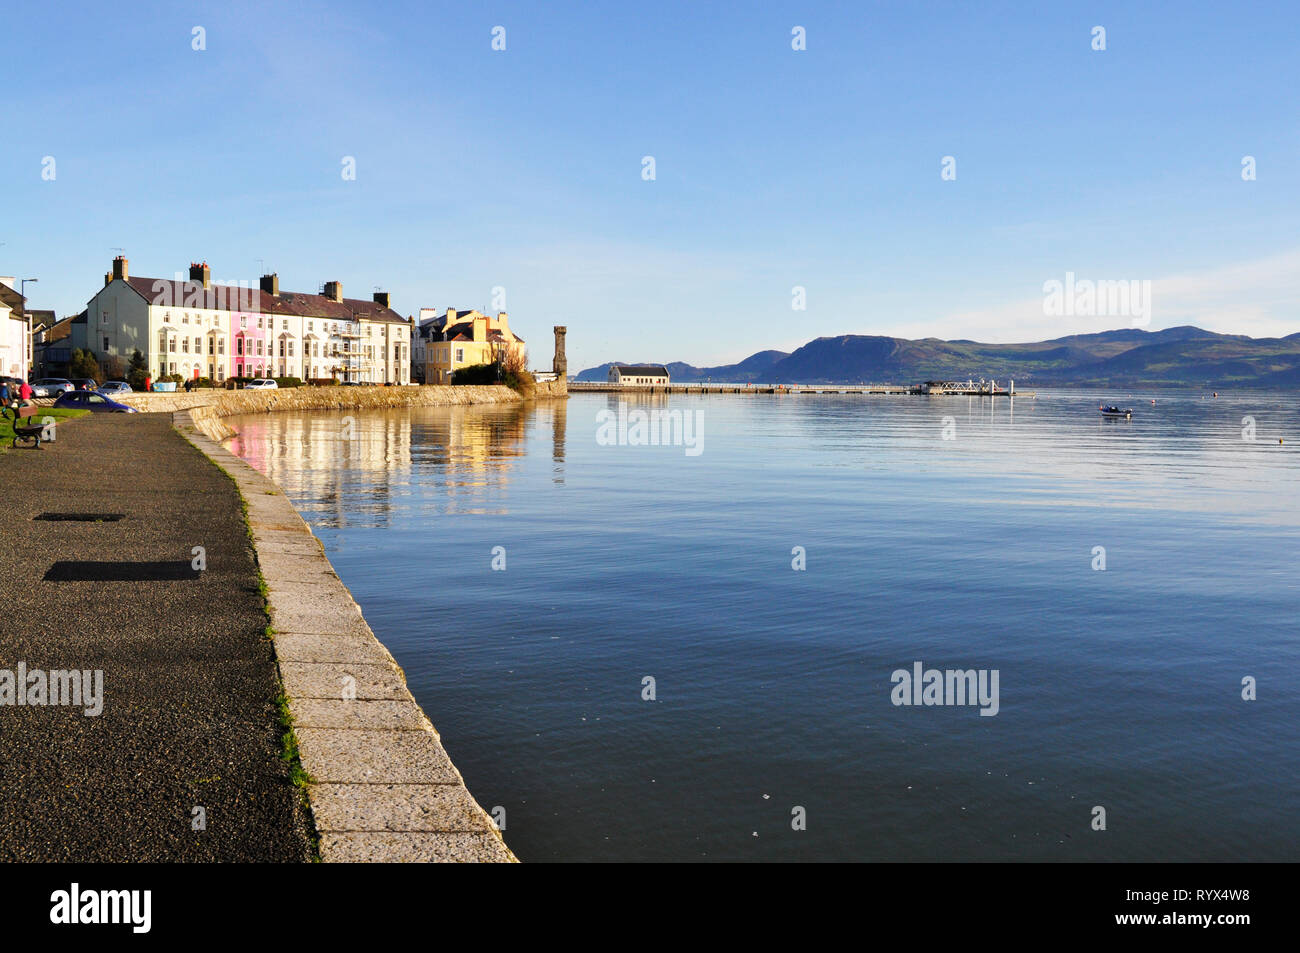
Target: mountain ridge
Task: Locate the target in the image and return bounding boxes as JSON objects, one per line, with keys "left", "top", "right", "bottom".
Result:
{"left": 576, "top": 327, "right": 1300, "bottom": 388}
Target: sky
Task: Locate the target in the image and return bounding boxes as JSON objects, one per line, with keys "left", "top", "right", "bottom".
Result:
{"left": 3, "top": 0, "right": 1299, "bottom": 370}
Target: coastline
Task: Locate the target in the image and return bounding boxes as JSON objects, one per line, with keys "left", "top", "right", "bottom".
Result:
{"left": 173, "top": 407, "right": 518, "bottom": 862}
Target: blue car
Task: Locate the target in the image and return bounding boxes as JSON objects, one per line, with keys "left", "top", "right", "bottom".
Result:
{"left": 52, "top": 391, "right": 139, "bottom": 414}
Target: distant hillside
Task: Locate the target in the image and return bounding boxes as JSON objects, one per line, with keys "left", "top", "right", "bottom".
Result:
{"left": 576, "top": 328, "right": 1300, "bottom": 388}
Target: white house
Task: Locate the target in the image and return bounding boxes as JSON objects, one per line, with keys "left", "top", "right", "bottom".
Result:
{"left": 0, "top": 277, "right": 32, "bottom": 380}
{"left": 609, "top": 364, "right": 670, "bottom": 386}
{"left": 84, "top": 258, "right": 411, "bottom": 384}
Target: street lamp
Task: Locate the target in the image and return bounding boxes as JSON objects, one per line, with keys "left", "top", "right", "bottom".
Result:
{"left": 20, "top": 278, "right": 37, "bottom": 378}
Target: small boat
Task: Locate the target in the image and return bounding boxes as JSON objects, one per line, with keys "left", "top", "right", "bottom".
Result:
{"left": 1099, "top": 404, "right": 1133, "bottom": 419}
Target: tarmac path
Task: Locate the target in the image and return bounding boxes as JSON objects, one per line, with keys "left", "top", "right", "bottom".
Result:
{"left": 0, "top": 413, "right": 313, "bottom": 861}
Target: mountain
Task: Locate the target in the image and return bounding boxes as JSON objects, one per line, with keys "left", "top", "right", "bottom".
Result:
{"left": 576, "top": 327, "right": 1300, "bottom": 388}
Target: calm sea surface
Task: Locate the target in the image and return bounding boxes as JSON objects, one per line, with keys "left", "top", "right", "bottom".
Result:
{"left": 224, "top": 390, "right": 1300, "bottom": 861}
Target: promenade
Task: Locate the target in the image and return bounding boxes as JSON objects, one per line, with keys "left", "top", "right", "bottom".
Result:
{"left": 0, "top": 415, "right": 313, "bottom": 860}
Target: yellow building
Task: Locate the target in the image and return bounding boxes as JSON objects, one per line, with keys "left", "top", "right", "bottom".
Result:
{"left": 415, "top": 307, "right": 525, "bottom": 384}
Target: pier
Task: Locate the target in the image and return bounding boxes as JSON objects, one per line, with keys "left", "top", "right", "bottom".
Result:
{"left": 569, "top": 380, "right": 1033, "bottom": 397}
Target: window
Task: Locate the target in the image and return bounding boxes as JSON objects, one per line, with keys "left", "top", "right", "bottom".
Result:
{"left": 288, "top": 341, "right": 294, "bottom": 357}
{"left": 164, "top": 312, "right": 171, "bottom": 323}
{"left": 217, "top": 339, "right": 224, "bottom": 355}
{"left": 257, "top": 340, "right": 264, "bottom": 356}
{"left": 258, "top": 317, "right": 264, "bottom": 329}
{"left": 88, "top": 394, "right": 106, "bottom": 404}
{"left": 279, "top": 340, "right": 285, "bottom": 357}
{"left": 282, "top": 319, "right": 288, "bottom": 330}
{"left": 307, "top": 321, "right": 313, "bottom": 332}
{"left": 169, "top": 362, "right": 177, "bottom": 374}
{"left": 209, "top": 338, "right": 215, "bottom": 355}
{"left": 182, "top": 314, "right": 189, "bottom": 324}
{"left": 455, "top": 348, "right": 464, "bottom": 363}
{"left": 237, "top": 339, "right": 243, "bottom": 356}
{"left": 101, "top": 311, "right": 108, "bottom": 325}
{"left": 182, "top": 339, "right": 189, "bottom": 354}
{"left": 103, "top": 336, "right": 110, "bottom": 350}
{"left": 240, "top": 316, "right": 247, "bottom": 329}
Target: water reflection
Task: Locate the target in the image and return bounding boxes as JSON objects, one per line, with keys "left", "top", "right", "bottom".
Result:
{"left": 223, "top": 400, "right": 569, "bottom": 526}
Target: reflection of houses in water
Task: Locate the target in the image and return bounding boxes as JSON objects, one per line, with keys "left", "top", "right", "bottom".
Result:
{"left": 227, "top": 412, "right": 414, "bottom": 528}
{"left": 225, "top": 402, "right": 557, "bottom": 524}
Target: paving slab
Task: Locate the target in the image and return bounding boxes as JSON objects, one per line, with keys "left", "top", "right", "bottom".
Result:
{"left": 310, "top": 783, "right": 497, "bottom": 833}
{"left": 319, "top": 831, "right": 515, "bottom": 863}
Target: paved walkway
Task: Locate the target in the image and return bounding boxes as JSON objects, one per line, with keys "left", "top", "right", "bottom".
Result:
{"left": 0, "top": 415, "right": 313, "bottom": 860}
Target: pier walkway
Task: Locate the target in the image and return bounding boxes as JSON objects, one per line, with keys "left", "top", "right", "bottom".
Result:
{"left": 569, "top": 382, "right": 1033, "bottom": 396}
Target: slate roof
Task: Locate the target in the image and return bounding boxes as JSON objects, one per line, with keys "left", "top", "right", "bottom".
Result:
{"left": 115, "top": 276, "right": 410, "bottom": 324}
{"left": 613, "top": 364, "right": 669, "bottom": 376}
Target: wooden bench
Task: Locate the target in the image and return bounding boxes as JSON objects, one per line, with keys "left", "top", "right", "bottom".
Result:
{"left": 4, "top": 404, "right": 45, "bottom": 449}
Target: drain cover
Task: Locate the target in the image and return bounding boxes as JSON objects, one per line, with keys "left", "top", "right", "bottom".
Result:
{"left": 34, "top": 513, "right": 126, "bottom": 522}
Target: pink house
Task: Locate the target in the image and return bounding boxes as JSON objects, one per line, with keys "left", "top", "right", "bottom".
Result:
{"left": 231, "top": 310, "right": 269, "bottom": 378}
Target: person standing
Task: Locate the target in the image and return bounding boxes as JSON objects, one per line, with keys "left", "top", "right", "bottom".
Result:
{"left": 145, "top": 374, "right": 152, "bottom": 393}
{"left": 19, "top": 379, "right": 33, "bottom": 407}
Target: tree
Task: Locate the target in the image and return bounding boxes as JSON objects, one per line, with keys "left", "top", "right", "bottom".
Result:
{"left": 127, "top": 349, "right": 148, "bottom": 390}
{"left": 69, "top": 349, "right": 104, "bottom": 383}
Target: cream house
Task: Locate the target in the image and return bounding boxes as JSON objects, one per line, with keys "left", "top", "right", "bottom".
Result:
{"left": 415, "top": 307, "right": 524, "bottom": 384}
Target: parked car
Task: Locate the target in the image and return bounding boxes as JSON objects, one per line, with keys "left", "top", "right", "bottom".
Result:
{"left": 52, "top": 391, "right": 139, "bottom": 414}
{"left": 32, "top": 378, "right": 75, "bottom": 397}
{"left": 99, "top": 381, "right": 133, "bottom": 396}
{"left": 245, "top": 378, "right": 278, "bottom": 390}
{"left": 69, "top": 378, "right": 98, "bottom": 391}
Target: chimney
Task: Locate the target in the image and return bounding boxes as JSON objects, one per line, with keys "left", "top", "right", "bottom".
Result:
{"left": 104, "top": 272, "right": 112, "bottom": 287}
{"left": 373, "top": 291, "right": 390, "bottom": 309}
{"left": 112, "top": 256, "right": 128, "bottom": 281}
{"left": 496, "top": 311, "right": 510, "bottom": 336}
{"left": 189, "top": 261, "right": 211, "bottom": 289}
{"left": 324, "top": 280, "right": 343, "bottom": 302}
{"left": 260, "top": 273, "right": 280, "bottom": 297}
{"left": 553, "top": 326, "right": 567, "bottom": 379}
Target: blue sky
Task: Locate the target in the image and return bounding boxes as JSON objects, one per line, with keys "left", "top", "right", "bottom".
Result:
{"left": 4, "top": 0, "right": 1299, "bottom": 369}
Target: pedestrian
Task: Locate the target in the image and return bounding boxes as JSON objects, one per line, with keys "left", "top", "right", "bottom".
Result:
{"left": 0, "top": 381, "right": 10, "bottom": 404}
{"left": 19, "top": 379, "right": 33, "bottom": 406}
{"left": 145, "top": 374, "right": 152, "bottom": 393}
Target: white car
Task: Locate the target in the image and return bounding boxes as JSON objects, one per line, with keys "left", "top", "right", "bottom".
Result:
{"left": 245, "top": 379, "right": 278, "bottom": 390}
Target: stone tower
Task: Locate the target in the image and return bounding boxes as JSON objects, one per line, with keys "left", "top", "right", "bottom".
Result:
{"left": 553, "top": 326, "right": 567, "bottom": 380}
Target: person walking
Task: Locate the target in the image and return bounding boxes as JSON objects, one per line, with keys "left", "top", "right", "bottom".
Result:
{"left": 19, "top": 379, "right": 33, "bottom": 407}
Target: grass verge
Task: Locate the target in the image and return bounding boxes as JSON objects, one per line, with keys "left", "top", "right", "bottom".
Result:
{"left": 0, "top": 407, "right": 90, "bottom": 451}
